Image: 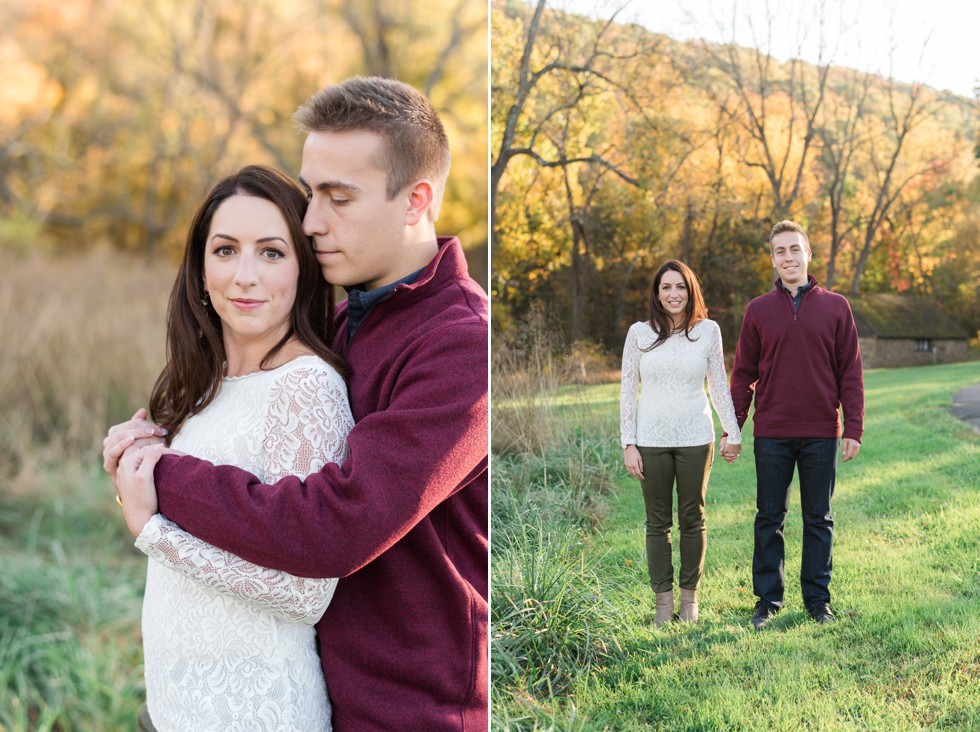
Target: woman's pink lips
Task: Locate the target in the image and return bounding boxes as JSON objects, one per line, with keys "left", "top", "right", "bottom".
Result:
{"left": 231, "top": 299, "right": 264, "bottom": 311}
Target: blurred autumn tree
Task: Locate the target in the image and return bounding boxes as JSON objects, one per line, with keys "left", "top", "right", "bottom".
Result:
{"left": 0, "top": 0, "right": 488, "bottom": 284}
{"left": 491, "top": 0, "right": 979, "bottom": 350}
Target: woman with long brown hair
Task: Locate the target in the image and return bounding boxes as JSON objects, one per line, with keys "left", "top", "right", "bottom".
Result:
{"left": 115, "top": 165, "right": 352, "bottom": 731}
{"left": 619, "top": 260, "right": 741, "bottom": 627}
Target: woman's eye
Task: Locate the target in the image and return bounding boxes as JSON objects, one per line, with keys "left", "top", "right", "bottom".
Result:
{"left": 214, "top": 245, "right": 235, "bottom": 256}
{"left": 263, "top": 248, "right": 286, "bottom": 260}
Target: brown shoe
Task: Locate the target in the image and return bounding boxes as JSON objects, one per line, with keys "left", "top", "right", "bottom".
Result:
{"left": 654, "top": 590, "right": 674, "bottom": 627}
{"left": 679, "top": 588, "right": 698, "bottom": 622}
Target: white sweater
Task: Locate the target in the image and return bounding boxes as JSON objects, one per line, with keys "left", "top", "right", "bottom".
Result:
{"left": 619, "top": 319, "right": 741, "bottom": 448}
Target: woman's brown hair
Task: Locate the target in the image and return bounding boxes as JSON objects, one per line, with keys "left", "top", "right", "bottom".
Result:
{"left": 149, "top": 165, "right": 349, "bottom": 441}
{"left": 644, "top": 259, "right": 708, "bottom": 351}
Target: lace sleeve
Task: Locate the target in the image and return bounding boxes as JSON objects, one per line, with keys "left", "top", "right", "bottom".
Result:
{"left": 261, "top": 363, "right": 354, "bottom": 478}
{"left": 619, "top": 325, "right": 642, "bottom": 448}
{"left": 706, "top": 322, "right": 741, "bottom": 444}
{"left": 134, "top": 363, "right": 354, "bottom": 626}
{"left": 136, "top": 514, "right": 337, "bottom": 626}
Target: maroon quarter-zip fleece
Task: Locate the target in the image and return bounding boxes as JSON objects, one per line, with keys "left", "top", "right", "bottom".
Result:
{"left": 730, "top": 276, "right": 864, "bottom": 442}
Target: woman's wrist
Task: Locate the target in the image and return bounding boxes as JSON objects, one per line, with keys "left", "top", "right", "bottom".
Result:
{"left": 123, "top": 508, "right": 154, "bottom": 539}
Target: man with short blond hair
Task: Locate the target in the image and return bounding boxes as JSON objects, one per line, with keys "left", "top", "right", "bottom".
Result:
{"left": 768, "top": 219, "right": 809, "bottom": 246}
{"left": 728, "top": 219, "right": 864, "bottom": 629}
{"left": 294, "top": 76, "right": 452, "bottom": 219}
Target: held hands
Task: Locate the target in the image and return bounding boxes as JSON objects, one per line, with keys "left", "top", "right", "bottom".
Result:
{"left": 115, "top": 442, "right": 185, "bottom": 537}
{"left": 623, "top": 444, "right": 644, "bottom": 481}
{"left": 104, "top": 407, "right": 185, "bottom": 537}
{"left": 841, "top": 438, "right": 861, "bottom": 463}
{"left": 719, "top": 436, "right": 741, "bottom": 465}
{"left": 116, "top": 443, "right": 165, "bottom": 537}
{"left": 103, "top": 408, "right": 169, "bottom": 482}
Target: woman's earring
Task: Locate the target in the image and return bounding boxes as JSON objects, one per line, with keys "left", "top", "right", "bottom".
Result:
{"left": 202, "top": 291, "right": 211, "bottom": 309}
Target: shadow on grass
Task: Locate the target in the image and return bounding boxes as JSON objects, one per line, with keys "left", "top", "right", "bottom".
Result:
{"left": 586, "top": 588, "right": 979, "bottom": 728}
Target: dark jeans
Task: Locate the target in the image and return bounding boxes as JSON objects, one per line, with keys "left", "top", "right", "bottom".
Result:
{"left": 637, "top": 444, "right": 714, "bottom": 593}
{"left": 753, "top": 437, "right": 838, "bottom": 611}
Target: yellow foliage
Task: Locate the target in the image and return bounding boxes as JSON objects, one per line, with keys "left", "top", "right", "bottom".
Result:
{"left": 2, "top": 0, "right": 488, "bottom": 258}
{"left": 491, "top": 1, "right": 978, "bottom": 340}
{"left": 0, "top": 43, "right": 62, "bottom": 125}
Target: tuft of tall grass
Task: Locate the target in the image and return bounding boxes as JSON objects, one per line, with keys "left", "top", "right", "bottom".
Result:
{"left": 492, "top": 523, "right": 621, "bottom": 695}
{"left": 491, "top": 305, "right": 629, "bottom": 727}
{"left": 489, "top": 700, "right": 591, "bottom": 732}
{"left": 0, "top": 250, "right": 172, "bottom": 485}
{"left": 491, "top": 439, "right": 615, "bottom": 541}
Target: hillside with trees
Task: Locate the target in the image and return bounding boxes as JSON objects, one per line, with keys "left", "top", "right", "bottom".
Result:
{"left": 492, "top": 0, "right": 979, "bottom": 351}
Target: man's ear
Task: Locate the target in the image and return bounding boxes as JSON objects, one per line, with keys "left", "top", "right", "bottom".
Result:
{"left": 404, "top": 180, "right": 434, "bottom": 226}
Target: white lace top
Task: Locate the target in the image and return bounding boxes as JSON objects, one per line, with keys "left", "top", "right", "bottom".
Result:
{"left": 136, "top": 355, "right": 354, "bottom": 732}
{"left": 620, "top": 319, "right": 741, "bottom": 448}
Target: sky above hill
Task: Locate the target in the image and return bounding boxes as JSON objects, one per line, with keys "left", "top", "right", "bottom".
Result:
{"left": 556, "top": 0, "right": 978, "bottom": 98}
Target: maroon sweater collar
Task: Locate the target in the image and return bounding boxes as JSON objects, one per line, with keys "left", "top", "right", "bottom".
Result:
{"left": 396, "top": 236, "right": 466, "bottom": 297}
{"left": 773, "top": 274, "right": 819, "bottom": 292}
{"left": 335, "top": 236, "right": 466, "bottom": 323}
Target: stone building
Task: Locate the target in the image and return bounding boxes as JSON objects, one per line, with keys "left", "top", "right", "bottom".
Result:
{"left": 848, "top": 294, "right": 969, "bottom": 368}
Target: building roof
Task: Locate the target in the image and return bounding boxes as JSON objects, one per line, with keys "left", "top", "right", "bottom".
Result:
{"left": 849, "top": 294, "right": 968, "bottom": 340}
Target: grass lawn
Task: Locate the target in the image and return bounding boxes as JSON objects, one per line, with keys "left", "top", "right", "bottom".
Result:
{"left": 492, "top": 360, "right": 980, "bottom": 730}
{"left": 0, "top": 462, "right": 147, "bottom": 731}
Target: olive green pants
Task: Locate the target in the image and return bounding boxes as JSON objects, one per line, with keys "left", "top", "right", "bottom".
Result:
{"left": 137, "top": 706, "right": 157, "bottom": 732}
{"left": 637, "top": 444, "right": 714, "bottom": 592}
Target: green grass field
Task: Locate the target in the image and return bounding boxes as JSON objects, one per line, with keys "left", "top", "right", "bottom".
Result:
{"left": 0, "top": 462, "right": 147, "bottom": 731}
{"left": 492, "top": 360, "right": 980, "bottom": 731}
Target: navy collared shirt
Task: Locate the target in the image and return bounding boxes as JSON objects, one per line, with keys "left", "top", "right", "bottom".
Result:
{"left": 345, "top": 267, "right": 425, "bottom": 343}
{"left": 778, "top": 278, "right": 814, "bottom": 311}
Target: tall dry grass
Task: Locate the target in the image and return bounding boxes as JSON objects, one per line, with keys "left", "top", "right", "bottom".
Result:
{"left": 491, "top": 304, "right": 566, "bottom": 456}
{"left": 491, "top": 302, "right": 620, "bottom": 529}
{"left": 0, "top": 250, "right": 173, "bottom": 487}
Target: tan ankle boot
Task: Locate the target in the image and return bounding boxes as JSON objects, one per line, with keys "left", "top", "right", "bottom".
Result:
{"left": 654, "top": 590, "right": 674, "bottom": 627}
{"left": 679, "top": 588, "right": 698, "bottom": 622}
